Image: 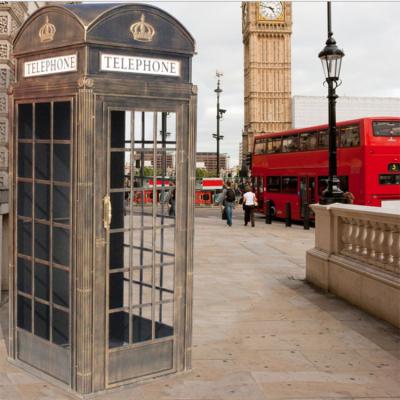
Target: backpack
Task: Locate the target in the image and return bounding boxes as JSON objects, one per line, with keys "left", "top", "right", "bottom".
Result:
{"left": 226, "top": 188, "right": 235, "bottom": 202}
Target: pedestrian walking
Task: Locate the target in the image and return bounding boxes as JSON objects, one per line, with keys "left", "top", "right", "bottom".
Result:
{"left": 168, "top": 182, "right": 176, "bottom": 217}
{"left": 219, "top": 181, "right": 236, "bottom": 227}
{"left": 243, "top": 186, "right": 257, "bottom": 227}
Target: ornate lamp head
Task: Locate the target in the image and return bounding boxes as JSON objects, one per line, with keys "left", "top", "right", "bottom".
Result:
{"left": 130, "top": 14, "right": 155, "bottom": 42}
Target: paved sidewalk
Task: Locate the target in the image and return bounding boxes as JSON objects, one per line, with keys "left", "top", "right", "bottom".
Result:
{"left": 0, "top": 209, "right": 399, "bottom": 399}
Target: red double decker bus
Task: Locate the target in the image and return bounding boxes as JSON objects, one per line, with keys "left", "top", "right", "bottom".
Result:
{"left": 251, "top": 117, "right": 400, "bottom": 221}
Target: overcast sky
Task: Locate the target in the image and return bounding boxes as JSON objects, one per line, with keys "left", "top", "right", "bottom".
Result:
{"left": 142, "top": 1, "right": 400, "bottom": 165}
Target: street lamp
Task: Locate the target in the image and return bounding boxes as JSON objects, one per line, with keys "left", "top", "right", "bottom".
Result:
{"left": 318, "top": 1, "right": 347, "bottom": 205}
{"left": 214, "top": 70, "right": 226, "bottom": 177}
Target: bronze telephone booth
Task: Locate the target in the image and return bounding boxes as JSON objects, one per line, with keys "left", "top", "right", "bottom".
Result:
{"left": 9, "top": 3, "right": 196, "bottom": 394}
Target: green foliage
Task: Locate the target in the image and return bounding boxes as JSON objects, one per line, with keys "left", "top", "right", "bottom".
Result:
{"left": 195, "top": 168, "right": 215, "bottom": 178}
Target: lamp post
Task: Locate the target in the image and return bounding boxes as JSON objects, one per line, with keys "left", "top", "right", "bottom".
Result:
{"left": 213, "top": 71, "right": 226, "bottom": 177}
{"left": 318, "top": 1, "right": 347, "bottom": 205}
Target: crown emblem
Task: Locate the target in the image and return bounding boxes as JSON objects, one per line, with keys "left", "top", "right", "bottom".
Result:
{"left": 130, "top": 14, "right": 155, "bottom": 42}
{"left": 39, "top": 16, "right": 56, "bottom": 43}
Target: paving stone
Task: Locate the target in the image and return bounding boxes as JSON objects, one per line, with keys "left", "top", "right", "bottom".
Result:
{"left": 0, "top": 209, "right": 399, "bottom": 399}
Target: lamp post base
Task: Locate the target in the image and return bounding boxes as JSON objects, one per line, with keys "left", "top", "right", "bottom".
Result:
{"left": 319, "top": 187, "right": 348, "bottom": 205}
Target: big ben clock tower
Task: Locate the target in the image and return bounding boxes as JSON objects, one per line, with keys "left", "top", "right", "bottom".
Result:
{"left": 242, "top": 1, "right": 292, "bottom": 156}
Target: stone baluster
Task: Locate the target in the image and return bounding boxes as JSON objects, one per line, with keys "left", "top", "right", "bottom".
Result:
{"left": 364, "top": 221, "right": 375, "bottom": 261}
{"left": 353, "top": 218, "right": 363, "bottom": 257}
{"left": 340, "top": 217, "right": 352, "bottom": 255}
{"left": 358, "top": 219, "right": 368, "bottom": 259}
{"left": 373, "top": 222, "right": 384, "bottom": 264}
{"left": 348, "top": 218, "right": 359, "bottom": 257}
{"left": 389, "top": 224, "right": 400, "bottom": 273}
{"left": 381, "top": 224, "right": 393, "bottom": 268}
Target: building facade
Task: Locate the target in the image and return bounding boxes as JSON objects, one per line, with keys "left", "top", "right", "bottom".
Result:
{"left": 196, "top": 152, "right": 230, "bottom": 173}
{"left": 242, "top": 1, "right": 292, "bottom": 157}
{"left": 293, "top": 95, "right": 400, "bottom": 128}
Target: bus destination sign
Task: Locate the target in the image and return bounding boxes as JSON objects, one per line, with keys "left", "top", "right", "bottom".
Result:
{"left": 24, "top": 54, "right": 77, "bottom": 77}
{"left": 388, "top": 163, "right": 400, "bottom": 172}
{"left": 100, "top": 53, "right": 180, "bottom": 77}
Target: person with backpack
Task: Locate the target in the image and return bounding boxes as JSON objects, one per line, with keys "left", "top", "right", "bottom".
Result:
{"left": 221, "top": 181, "right": 236, "bottom": 227}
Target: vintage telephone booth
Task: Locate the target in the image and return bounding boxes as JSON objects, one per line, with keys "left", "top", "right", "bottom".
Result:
{"left": 9, "top": 3, "right": 196, "bottom": 394}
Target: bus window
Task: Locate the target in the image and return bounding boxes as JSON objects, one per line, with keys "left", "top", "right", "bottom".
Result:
{"left": 282, "top": 176, "right": 298, "bottom": 194}
{"left": 340, "top": 125, "right": 360, "bottom": 147}
{"left": 379, "top": 174, "right": 400, "bottom": 184}
{"left": 267, "top": 137, "right": 282, "bottom": 154}
{"left": 339, "top": 176, "right": 349, "bottom": 192}
{"left": 254, "top": 139, "right": 267, "bottom": 154}
{"left": 318, "top": 130, "right": 329, "bottom": 149}
{"left": 299, "top": 132, "right": 317, "bottom": 151}
{"left": 373, "top": 121, "right": 400, "bottom": 137}
{"left": 318, "top": 176, "right": 328, "bottom": 196}
{"left": 282, "top": 135, "right": 299, "bottom": 153}
{"left": 267, "top": 176, "right": 281, "bottom": 192}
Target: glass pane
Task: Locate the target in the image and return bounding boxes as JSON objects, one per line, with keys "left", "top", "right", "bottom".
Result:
{"left": 109, "top": 272, "right": 126, "bottom": 310}
{"left": 34, "top": 223, "right": 50, "bottom": 261}
{"left": 18, "top": 104, "right": 33, "bottom": 139}
{"left": 35, "top": 103, "right": 50, "bottom": 139}
{"left": 53, "top": 144, "right": 70, "bottom": 182}
{"left": 53, "top": 102, "right": 71, "bottom": 140}
{"left": 18, "top": 143, "right": 32, "bottom": 178}
{"left": 53, "top": 185, "right": 70, "bottom": 224}
{"left": 132, "top": 267, "right": 152, "bottom": 306}
{"left": 282, "top": 176, "right": 298, "bottom": 194}
{"left": 155, "top": 264, "right": 174, "bottom": 293}
{"left": 109, "top": 312, "right": 129, "bottom": 348}
{"left": 110, "top": 152, "right": 127, "bottom": 189}
{"left": 110, "top": 192, "right": 125, "bottom": 229}
{"left": 34, "top": 262, "right": 49, "bottom": 301}
{"left": 52, "top": 308, "right": 69, "bottom": 346}
{"left": 34, "top": 302, "right": 49, "bottom": 340}
{"left": 53, "top": 267, "right": 69, "bottom": 307}
{"left": 109, "top": 232, "right": 129, "bottom": 269}
{"left": 155, "top": 302, "right": 173, "bottom": 339}
{"left": 158, "top": 112, "right": 176, "bottom": 147}
{"left": 318, "top": 130, "right": 329, "bottom": 148}
{"left": 110, "top": 111, "right": 126, "bottom": 148}
{"left": 17, "top": 219, "right": 32, "bottom": 256}
{"left": 17, "top": 182, "right": 32, "bottom": 217}
{"left": 35, "top": 143, "right": 50, "bottom": 180}
{"left": 17, "top": 295, "right": 31, "bottom": 331}
{"left": 17, "top": 257, "right": 32, "bottom": 295}
{"left": 35, "top": 183, "right": 50, "bottom": 220}
{"left": 132, "top": 306, "right": 152, "bottom": 343}
{"left": 53, "top": 227, "right": 69, "bottom": 266}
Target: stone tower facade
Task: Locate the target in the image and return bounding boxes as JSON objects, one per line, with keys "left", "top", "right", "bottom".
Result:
{"left": 242, "top": 1, "right": 292, "bottom": 156}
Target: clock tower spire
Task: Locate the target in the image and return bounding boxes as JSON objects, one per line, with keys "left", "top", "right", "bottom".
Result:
{"left": 242, "top": 1, "right": 292, "bottom": 157}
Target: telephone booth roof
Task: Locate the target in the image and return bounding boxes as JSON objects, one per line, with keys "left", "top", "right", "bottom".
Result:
{"left": 14, "top": 3, "right": 196, "bottom": 56}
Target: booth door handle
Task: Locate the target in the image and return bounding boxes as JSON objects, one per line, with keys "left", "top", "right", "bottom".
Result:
{"left": 103, "top": 194, "right": 112, "bottom": 230}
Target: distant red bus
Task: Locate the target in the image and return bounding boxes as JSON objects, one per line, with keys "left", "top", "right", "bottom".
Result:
{"left": 251, "top": 117, "right": 400, "bottom": 221}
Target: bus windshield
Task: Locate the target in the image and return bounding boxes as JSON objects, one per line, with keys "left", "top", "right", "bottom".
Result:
{"left": 373, "top": 121, "right": 400, "bottom": 137}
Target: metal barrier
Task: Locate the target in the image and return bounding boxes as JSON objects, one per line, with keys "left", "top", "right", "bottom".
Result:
{"left": 265, "top": 200, "right": 272, "bottom": 224}
{"left": 285, "top": 202, "right": 292, "bottom": 227}
{"left": 303, "top": 202, "right": 310, "bottom": 230}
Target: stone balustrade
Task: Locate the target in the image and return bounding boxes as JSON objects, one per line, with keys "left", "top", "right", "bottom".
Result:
{"left": 306, "top": 203, "right": 400, "bottom": 327}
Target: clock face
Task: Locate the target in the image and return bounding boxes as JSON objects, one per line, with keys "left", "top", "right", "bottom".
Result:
{"left": 259, "top": 1, "right": 284, "bottom": 20}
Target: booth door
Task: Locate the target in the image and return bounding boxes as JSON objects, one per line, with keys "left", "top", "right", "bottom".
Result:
{"left": 106, "top": 109, "right": 179, "bottom": 385}
{"left": 15, "top": 101, "right": 72, "bottom": 384}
